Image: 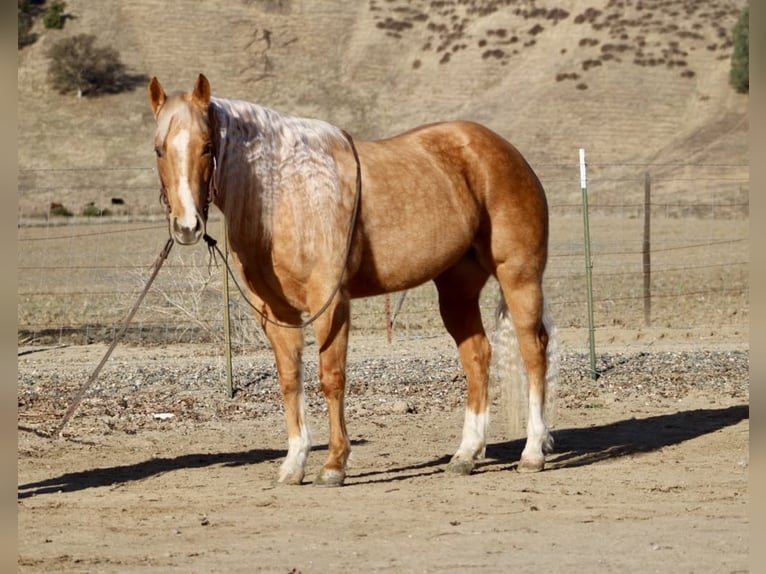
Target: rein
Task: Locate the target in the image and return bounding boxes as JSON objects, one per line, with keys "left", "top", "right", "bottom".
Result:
{"left": 201, "top": 129, "right": 363, "bottom": 330}
{"left": 49, "top": 237, "right": 175, "bottom": 438}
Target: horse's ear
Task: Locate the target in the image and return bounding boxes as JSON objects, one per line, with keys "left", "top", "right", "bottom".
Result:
{"left": 192, "top": 74, "right": 211, "bottom": 109}
{"left": 148, "top": 77, "right": 166, "bottom": 118}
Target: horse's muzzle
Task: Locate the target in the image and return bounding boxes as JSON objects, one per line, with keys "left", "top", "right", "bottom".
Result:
{"left": 170, "top": 213, "right": 205, "bottom": 245}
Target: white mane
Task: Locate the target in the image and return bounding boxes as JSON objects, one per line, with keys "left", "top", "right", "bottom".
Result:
{"left": 209, "top": 97, "right": 347, "bottom": 252}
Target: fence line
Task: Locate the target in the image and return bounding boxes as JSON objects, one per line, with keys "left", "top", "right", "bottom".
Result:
{"left": 17, "top": 162, "right": 749, "bottom": 346}
{"left": 16, "top": 276, "right": 749, "bottom": 309}
{"left": 15, "top": 238, "right": 750, "bottom": 271}
{"left": 15, "top": 264, "right": 751, "bottom": 299}
{"left": 16, "top": 161, "right": 749, "bottom": 175}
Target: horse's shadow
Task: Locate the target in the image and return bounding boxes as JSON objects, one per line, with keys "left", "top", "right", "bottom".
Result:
{"left": 349, "top": 404, "right": 749, "bottom": 484}
{"left": 492, "top": 403, "right": 749, "bottom": 471}
{"left": 18, "top": 405, "right": 747, "bottom": 497}
{"left": 17, "top": 446, "right": 282, "bottom": 499}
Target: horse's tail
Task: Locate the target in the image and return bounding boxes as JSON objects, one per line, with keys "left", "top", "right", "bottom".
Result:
{"left": 491, "top": 294, "right": 559, "bottom": 439}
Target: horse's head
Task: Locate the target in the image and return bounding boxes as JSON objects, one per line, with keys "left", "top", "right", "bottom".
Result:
{"left": 148, "top": 74, "right": 214, "bottom": 245}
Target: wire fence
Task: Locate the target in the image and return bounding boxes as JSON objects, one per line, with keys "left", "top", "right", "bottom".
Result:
{"left": 17, "top": 161, "right": 749, "bottom": 349}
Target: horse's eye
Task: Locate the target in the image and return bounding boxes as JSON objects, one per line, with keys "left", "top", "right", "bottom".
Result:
{"left": 154, "top": 146, "right": 164, "bottom": 159}
{"left": 202, "top": 143, "right": 212, "bottom": 156}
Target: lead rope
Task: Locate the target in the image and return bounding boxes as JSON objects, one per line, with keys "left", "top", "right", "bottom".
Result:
{"left": 203, "top": 129, "right": 362, "bottom": 330}
{"left": 49, "top": 237, "right": 175, "bottom": 438}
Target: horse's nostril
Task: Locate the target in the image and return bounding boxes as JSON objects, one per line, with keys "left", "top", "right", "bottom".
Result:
{"left": 171, "top": 215, "right": 203, "bottom": 244}
{"left": 172, "top": 218, "right": 187, "bottom": 235}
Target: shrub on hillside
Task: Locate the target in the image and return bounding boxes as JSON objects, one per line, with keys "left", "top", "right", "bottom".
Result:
{"left": 82, "top": 204, "right": 111, "bottom": 217}
{"left": 46, "top": 34, "right": 144, "bottom": 97}
{"left": 729, "top": 7, "right": 748, "bottom": 94}
{"left": 43, "top": 0, "right": 67, "bottom": 29}
{"left": 49, "top": 203, "right": 72, "bottom": 217}
{"left": 18, "top": 0, "right": 44, "bottom": 48}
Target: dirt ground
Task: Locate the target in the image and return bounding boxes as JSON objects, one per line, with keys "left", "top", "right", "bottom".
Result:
{"left": 17, "top": 328, "right": 749, "bottom": 573}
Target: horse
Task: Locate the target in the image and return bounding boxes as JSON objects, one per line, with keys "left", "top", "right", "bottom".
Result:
{"left": 148, "top": 74, "right": 557, "bottom": 486}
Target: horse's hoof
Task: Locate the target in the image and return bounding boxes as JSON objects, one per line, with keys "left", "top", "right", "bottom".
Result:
{"left": 517, "top": 457, "right": 545, "bottom": 473}
{"left": 314, "top": 468, "right": 346, "bottom": 487}
{"left": 277, "top": 472, "right": 304, "bottom": 485}
{"left": 446, "top": 457, "right": 475, "bottom": 475}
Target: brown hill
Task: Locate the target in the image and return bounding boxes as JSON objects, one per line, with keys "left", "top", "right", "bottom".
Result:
{"left": 17, "top": 0, "right": 748, "bottom": 218}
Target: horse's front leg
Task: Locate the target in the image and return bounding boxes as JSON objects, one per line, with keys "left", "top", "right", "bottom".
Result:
{"left": 311, "top": 294, "right": 351, "bottom": 487}
{"left": 263, "top": 311, "right": 311, "bottom": 485}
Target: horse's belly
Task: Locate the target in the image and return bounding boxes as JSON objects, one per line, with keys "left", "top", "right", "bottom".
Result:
{"left": 348, "top": 225, "right": 472, "bottom": 297}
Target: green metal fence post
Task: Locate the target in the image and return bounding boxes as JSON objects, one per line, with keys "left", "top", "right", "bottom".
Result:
{"left": 222, "top": 219, "right": 234, "bottom": 399}
{"left": 579, "top": 149, "right": 598, "bottom": 380}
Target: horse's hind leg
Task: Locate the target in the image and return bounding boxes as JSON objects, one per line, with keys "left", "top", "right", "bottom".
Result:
{"left": 496, "top": 265, "right": 552, "bottom": 472}
{"left": 434, "top": 259, "right": 491, "bottom": 475}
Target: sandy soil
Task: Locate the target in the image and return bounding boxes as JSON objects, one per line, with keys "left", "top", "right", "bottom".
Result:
{"left": 17, "top": 329, "right": 749, "bottom": 573}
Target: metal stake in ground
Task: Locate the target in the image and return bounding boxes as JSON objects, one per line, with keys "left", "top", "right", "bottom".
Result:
{"left": 51, "top": 238, "right": 175, "bottom": 438}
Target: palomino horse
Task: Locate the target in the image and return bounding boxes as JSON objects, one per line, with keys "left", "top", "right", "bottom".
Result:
{"left": 148, "top": 74, "right": 557, "bottom": 486}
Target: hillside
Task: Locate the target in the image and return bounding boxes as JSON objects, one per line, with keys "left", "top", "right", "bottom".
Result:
{"left": 17, "top": 0, "right": 748, "bottom": 218}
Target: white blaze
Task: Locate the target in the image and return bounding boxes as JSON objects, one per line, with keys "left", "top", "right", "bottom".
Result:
{"left": 171, "top": 129, "right": 198, "bottom": 229}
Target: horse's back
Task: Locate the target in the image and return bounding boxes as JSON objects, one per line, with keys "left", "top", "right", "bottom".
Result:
{"left": 361, "top": 120, "right": 544, "bottom": 209}
{"left": 344, "top": 120, "right": 548, "bottom": 297}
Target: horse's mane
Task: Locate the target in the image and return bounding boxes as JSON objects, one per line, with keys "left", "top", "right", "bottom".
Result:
{"left": 209, "top": 97, "right": 347, "bottom": 251}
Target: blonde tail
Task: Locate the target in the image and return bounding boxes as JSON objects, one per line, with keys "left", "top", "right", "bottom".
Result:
{"left": 492, "top": 296, "right": 559, "bottom": 439}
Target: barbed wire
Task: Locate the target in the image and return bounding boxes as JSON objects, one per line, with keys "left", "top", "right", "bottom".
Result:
{"left": 16, "top": 258, "right": 749, "bottom": 281}
{"left": 18, "top": 224, "right": 167, "bottom": 242}
{"left": 19, "top": 166, "right": 153, "bottom": 173}
{"left": 18, "top": 162, "right": 748, "bottom": 174}
{"left": 18, "top": 285, "right": 748, "bottom": 335}
{"left": 18, "top": 281, "right": 749, "bottom": 303}
{"left": 17, "top": 179, "right": 750, "bottom": 195}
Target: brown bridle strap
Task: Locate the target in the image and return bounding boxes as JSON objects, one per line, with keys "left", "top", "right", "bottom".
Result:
{"left": 203, "top": 129, "right": 362, "bottom": 330}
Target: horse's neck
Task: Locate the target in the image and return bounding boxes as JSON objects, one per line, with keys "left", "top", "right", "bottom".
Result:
{"left": 210, "top": 97, "right": 345, "bottom": 252}
{"left": 210, "top": 98, "right": 312, "bottom": 245}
